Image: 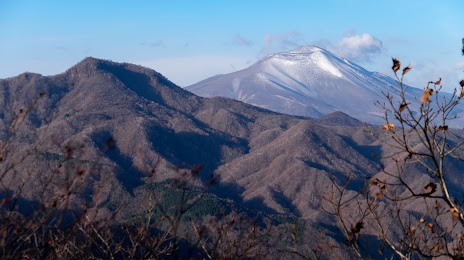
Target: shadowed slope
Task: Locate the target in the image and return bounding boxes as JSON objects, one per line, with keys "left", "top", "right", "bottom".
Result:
{"left": 2, "top": 57, "right": 464, "bottom": 226}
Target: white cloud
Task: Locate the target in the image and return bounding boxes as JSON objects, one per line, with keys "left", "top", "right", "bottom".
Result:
{"left": 454, "top": 61, "right": 464, "bottom": 70}
{"left": 330, "top": 32, "right": 384, "bottom": 62}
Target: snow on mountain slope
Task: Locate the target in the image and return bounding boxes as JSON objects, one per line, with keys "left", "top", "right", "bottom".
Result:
{"left": 187, "top": 46, "right": 461, "bottom": 125}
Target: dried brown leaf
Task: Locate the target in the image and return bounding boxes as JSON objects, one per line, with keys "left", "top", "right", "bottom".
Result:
{"left": 380, "top": 184, "right": 388, "bottom": 193}
{"left": 399, "top": 103, "right": 409, "bottom": 112}
{"left": 392, "top": 58, "right": 401, "bottom": 73}
{"left": 402, "top": 65, "right": 411, "bottom": 75}
{"left": 427, "top": 223, "right": 434, "bottom": 232}
{"left": 424, "top": 182, "right": 437, "bottom": 195}
{"left": 352, "top": 221, "right": 364, "bottom": 234}
{"left": 438, "top": 125, "right": 448, "bottom": 131}
{"left": 450, "top": 208, "right": 460, "bottom": 221}
{"left": 421, "top": 92, "right": 431, "bottom": 103}
{"left": 383, "top": 122, "right": 394, "bottom": 131}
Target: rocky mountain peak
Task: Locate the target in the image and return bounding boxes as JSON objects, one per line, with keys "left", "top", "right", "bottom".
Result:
{"left": 314, "top": 111, "right": 364, "bottom": 127}
{"left": 187, "top": 45, "right": 443, "bottom": 125}
{"left": 64, "top": 56, "right": 108, "bottom": 79}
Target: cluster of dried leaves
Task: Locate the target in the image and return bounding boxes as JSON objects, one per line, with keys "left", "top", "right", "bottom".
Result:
{"left": 323, "top": 38, "right": 464, "bottom": 259}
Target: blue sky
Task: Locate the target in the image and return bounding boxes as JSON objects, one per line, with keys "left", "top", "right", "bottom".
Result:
{"left": 1, "top": 1, "right": 463, "bottom": 91}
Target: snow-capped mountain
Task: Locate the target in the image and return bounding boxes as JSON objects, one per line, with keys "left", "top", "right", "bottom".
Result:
{"left": 187, "top": 46, "right": 425, "bottom": 124}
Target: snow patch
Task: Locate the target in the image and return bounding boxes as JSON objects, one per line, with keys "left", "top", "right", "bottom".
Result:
{"left": 237, "top": 91, "right": 255, "bottom": 102}
{"left": 289, "top": 46, "right": 323, "bottom": 54}
{"left": 278, "top": 59, "right": 297, "bottom": 66}
{"left": 256, "top": 73, "right": 267, "bottom": 82}
{"left": 274, "top": 95, "right": 307, "bottom": 107}
{"left": 311, "top": 52, "right": 343, "bottom": 78}
{"left": 368, "top": 111, "right": 384, "bottom": 117}
{"left": 232, "top": 78, "right": 241, "bottom": 95}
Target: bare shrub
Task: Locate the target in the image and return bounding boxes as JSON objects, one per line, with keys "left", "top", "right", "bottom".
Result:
{"left": 322, "top": 39, "right": 464, "bottom": 259}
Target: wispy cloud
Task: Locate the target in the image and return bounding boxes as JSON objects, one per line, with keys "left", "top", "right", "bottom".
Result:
{"left": 330, "top": 31, "right": 384, "bottom": 62}
{"left": 259, "top": 31, "right": 303, "bottom": 57}
{"left": 234, "top": 34, "right": 253, "bottom": 47}
{"left": 140, "top": 40, "right": 166, "bottom": 48}
{"left": 150, "top": 40, "right": 166, "bottom": 48}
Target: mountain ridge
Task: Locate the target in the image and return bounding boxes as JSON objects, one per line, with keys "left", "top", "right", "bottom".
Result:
{"left": 186, "top": 45, "right": 437, "bottom": 125}
{"left": 2, "top": 57, "right": 464, "bottom": 233}
{"left": 0, "top": 57, "right": 378, "bottom": 218}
